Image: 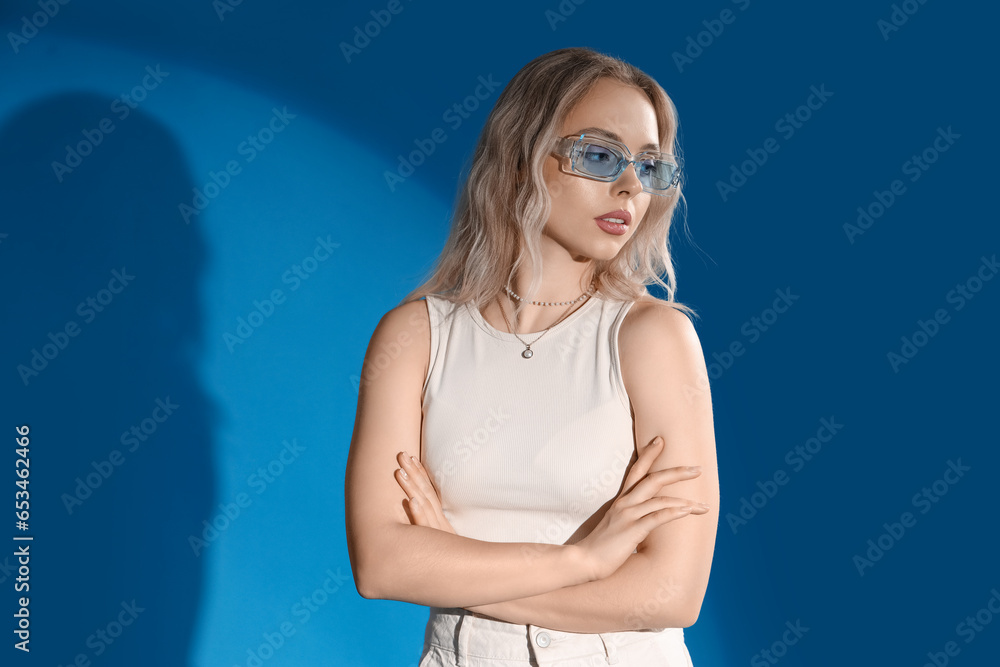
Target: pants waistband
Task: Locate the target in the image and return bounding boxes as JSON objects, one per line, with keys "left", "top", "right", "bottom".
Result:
{"left": 424, "top": 606, "right": 686, "bottom": 666}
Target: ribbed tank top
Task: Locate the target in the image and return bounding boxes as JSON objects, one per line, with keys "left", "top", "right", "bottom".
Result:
{"left": 420, "top": 293, "right": 637, "bottom": 545}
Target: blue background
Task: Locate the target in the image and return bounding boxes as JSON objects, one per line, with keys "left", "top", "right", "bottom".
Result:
{"left": 1, "top": 1, "right": 997, "bottom": 665}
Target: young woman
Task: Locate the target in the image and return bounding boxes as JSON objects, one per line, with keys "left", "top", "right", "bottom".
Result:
{"left": 345, "top": 47, "right": 719, "bottom": 666}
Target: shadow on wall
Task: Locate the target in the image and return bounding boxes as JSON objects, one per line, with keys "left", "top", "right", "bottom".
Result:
{"left": 0, "top": 92, "right": 216, "bottom": 666}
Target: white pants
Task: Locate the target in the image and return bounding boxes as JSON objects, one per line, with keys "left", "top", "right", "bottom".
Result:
{"left": 419, "top": 607, "right": 694, "bottom": 666}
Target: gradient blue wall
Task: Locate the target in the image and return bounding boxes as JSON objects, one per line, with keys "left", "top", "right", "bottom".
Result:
{"left": 1, "top": 1, "right": 997, "bottom": 665}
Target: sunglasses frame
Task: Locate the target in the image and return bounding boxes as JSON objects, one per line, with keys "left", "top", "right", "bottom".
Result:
{"left": 550, "top": 133, "right": 683, "bottom": 196}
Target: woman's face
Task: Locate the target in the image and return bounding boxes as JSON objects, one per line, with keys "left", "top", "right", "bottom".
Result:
{"left": 542, "top": 78, "right": 660, "bottom": 262}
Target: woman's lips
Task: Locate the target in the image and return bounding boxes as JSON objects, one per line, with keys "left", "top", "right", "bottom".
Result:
{"left": 596, "top": 209, "right": 632, "bottom": 225}
{"left": 595, "top": 217, "right": 629, "bottom": 235}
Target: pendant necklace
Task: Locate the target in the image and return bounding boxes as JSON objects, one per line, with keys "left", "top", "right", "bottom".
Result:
{"left": 497, "top": 281, "right": 596, "bottom": 359}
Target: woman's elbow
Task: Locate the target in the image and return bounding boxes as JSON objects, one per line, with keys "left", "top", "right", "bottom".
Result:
{"left": 678, "top": 606, "right": 700, "bottom": 629}
{"left": 351, "top": 553, "right": 391, "bottom": 600}
{"left": 651, "top": 591, "right": 703, "bottom": 629}
{"left": 347, "top": 542, "right": 377, "bottom": 600}
{"left": 353, "top": 570, "right": 379, "bottom": 600}
{"left": 674, "top": 596, "right": 704, "bottom": 629}
{"left": 348, "top": 523, "right": 407, "bottom": 601}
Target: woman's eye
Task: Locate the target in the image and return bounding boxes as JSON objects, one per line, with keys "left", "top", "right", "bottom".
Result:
{"left": 583, "top": 150, "right": 612, "bottom": 163}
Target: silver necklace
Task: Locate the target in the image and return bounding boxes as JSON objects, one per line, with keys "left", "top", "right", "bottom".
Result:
{"left": 496, "top": 281, "right": 596, "bottom": 359}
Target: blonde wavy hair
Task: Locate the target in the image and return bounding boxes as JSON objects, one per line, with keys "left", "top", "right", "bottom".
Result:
{"left": 400, "top": 46, "right": 697, "bottom": 321}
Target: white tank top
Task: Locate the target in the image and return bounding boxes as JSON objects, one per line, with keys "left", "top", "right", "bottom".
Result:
{"left": 420, "top": 293, "right": 637, "bottom": 545}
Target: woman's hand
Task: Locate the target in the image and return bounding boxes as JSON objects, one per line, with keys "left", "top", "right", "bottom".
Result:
{"left": 394, "top": 454, "right": 501, "bottom": 618}
{"left": 574, "top": 436, "right": 709, "bottom": 581}
{"left": 394, "top": 451, "right": 457, "bottom": 535}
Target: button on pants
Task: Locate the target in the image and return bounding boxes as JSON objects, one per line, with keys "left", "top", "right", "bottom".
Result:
{"left": 418, "top": 606, "right": 694, "bottom": 666}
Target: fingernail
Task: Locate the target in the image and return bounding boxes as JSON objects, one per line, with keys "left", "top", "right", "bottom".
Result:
{"left": 686, "top": 466, "right": 702, "bottom": 473}
{"left": 696, "top": 502, "right": 709, "bottom": 509}
{"left": 410, "top": 455, "right": 419, "bottom": 466}
{"left": 399, "top": 467, "right": 408, "bottom": 479}
{"left": 679, "top": 505, "right": 693, "bottom": 512}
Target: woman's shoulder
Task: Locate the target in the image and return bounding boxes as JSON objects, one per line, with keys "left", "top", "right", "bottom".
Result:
{"left": 372, "top": 294, "right": 466, "bottom": 341}
{"left": 368, "top": 297, "right": 434, "bottom": 353}
{"left": 379, "top": 296, "right": 430, "bottom": 327}
{"left": 618, "top": 295, "right": 700, "bottom": 358}
{"left": 360, "top": 298, "right": 435, "bottom": 389}
{"left": 620, "top": 294, "right": 691, "bottom": 321}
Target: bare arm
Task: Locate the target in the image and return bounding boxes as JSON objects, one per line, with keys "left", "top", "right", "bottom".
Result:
{"left": 464, "top": 550, "right": 688, "bottom": 632}
{"left": 464, "top": 300, "right": 720, "bottom": 630}
{"left": 344, "top": 299, "right": 594, "bottom": 607}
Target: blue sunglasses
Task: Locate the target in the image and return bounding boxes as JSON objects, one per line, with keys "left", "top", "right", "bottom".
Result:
{"left": 551, "top": 133, "right": 682, "bottom": 195}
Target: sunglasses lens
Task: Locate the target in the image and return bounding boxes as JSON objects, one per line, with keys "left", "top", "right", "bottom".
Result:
{"left": 638, "top": 159, "right": 679, "bottom": 191}
{"left": 577, "top": 141, "right": 622, "bottom": 178}
{"left": 567, "top": 136, "right": 680, "bottom": 192}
